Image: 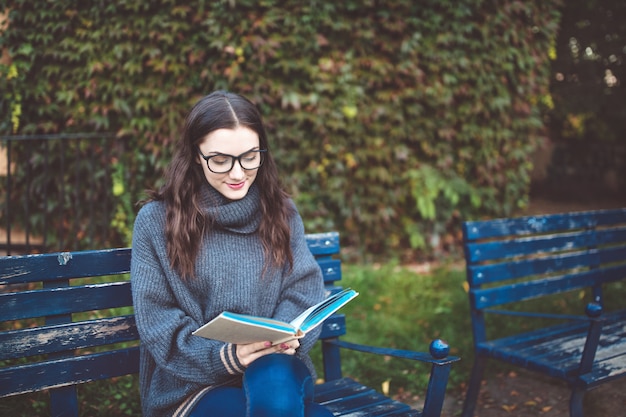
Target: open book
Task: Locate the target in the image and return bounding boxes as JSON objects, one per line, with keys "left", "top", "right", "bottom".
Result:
{"left": 192, "top": 288, "right": 359, "bottom": 345}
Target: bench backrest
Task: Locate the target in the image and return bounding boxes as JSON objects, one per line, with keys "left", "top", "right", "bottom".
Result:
{"left": 0, "top": 231, "right": 344, "bottom": 415}
{"left": 463, "top": 208, "right": 626, "bottom": 313}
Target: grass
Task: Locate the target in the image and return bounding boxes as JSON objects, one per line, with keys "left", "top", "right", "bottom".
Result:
{"left": 2, "top": 261, "right": 625, "bottom": 415}
{"left": 316, "top": 260, "right": 626, "bottom": 404}
{"left": 310, "top": 261, "right": 473, "bottom": 400}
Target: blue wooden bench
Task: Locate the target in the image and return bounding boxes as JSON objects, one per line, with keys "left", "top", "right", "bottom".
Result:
{"left": 0, "top": 231, "right": 459, "bottom": 417}
{"left": 461, "top": 208, "right": 626, "bottom": 417}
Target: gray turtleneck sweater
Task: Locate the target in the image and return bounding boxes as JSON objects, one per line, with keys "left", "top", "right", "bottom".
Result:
{"left": 130, "top": 184, "right": 326, "bottom": 417}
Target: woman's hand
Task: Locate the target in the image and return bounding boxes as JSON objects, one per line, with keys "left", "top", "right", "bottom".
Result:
{"left": 235, "top": 339, "right": 300, "bottom": 367}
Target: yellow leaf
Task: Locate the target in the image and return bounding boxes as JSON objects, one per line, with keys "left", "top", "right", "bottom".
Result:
{"left": 341, "top": 105, "right": 358, "bottom": 119}
{"left": 381, "top": 379, "right": 390, "bottom": 396}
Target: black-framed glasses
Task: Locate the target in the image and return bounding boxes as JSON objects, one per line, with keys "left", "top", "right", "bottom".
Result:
{"left": 197, "top": 147, "right": 267, "bottom": 174}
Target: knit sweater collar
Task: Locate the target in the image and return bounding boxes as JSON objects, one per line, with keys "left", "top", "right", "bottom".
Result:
{"left": 200, "top": 182, "right": 261, "bottom": 234}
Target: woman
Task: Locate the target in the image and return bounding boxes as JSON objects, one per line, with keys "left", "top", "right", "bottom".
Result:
{"left": 131, "top": 91, "right": 333, "bottom": 417}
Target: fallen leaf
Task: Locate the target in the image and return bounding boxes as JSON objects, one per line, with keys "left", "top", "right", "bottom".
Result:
{"left": 510, "top": 390, "right": 519, "bottom": 396}
{"left": 381, "top": 379, "right": 390, "bottom": 396}
{"left": 541, "top": 406, "right": 553, "bottom": 413}
{"left": 524, "top": 400, "right": 537, "bottom": 406}
{"left": 502, "top": 404, "right": 517, "bottom": 412}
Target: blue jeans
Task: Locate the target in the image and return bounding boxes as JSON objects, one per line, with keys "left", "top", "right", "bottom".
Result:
{"left": 189, "top": 354, "right": 333, "bottom": 417}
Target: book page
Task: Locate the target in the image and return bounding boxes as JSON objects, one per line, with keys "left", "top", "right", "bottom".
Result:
{"left": 193, "top": 312, "right": 296, "bottom": 344}
{"left": 290, "top": 288, "right": 359, "bottom": 332}
{"left": 193, "top": 288, "right": 358, "bottom": 344}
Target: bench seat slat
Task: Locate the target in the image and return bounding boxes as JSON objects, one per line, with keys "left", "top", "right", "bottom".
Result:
{"left": 314, "top": 378, "right": 419, "bottom": 417}
{"left": 478, "top": 310, "right": 626, "bottom": 380}
{"left": 306, "top": 232, "right": 340, "bottom": 257}
{"left": 471, "top": 263, "right": 626, "bottom": 309}
{"left": 1, "top": 282, "right": 133, "bottom": 321}
{"left": 580, "top": 355, "right": 626, "bottom": 388}
{"left": 0, "top": 347, "right": 140, "bottom": 397}
{"left": 0, "top": 316, "right": 137, "bottom": 360}
{"left": 486, "top": 336, "right": 626, "bottom": 384}
{"left": 0, "top": 248, "right": 131, "bottom": 285}
{"left": 479, "top": 309, "right": 626, "bottom": 352}
{"left": 318, "top": 258, "right": 342, "bottom": 284}
{"left": 468, "top": 245, "right": 626, "bottom": 285}
{"left": 463, "top": 209, "right": 626, "bottom": 240}
{"left": 319, "top": 315, "right": 347, "bottom": 339}
{"left": 314, "top": 377, "right": 372, "bottom": 400}
{"left": 466, "top": 231, "right": 594, "bottom": 263}
{"left": 465, "top": 227, "right": 626, "bottom": 263}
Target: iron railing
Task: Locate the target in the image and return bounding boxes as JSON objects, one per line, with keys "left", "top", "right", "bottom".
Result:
{"left": 1, "top": 132, "right": 121, "bottom": 255}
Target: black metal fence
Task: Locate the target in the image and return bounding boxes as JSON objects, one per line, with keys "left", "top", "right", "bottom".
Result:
{"left": 539, "top": 140, "right": 626, "bottom": 199}
{"left": 1, "top": 132, "right": 122, "bottom": 255}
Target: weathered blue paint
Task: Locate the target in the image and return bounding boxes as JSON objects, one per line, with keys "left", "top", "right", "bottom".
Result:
{"left": 1, "top": 231, "right": 458, "bottom": 417}
{"left": 461, "top": 208, "right": 626, "bottom": 417}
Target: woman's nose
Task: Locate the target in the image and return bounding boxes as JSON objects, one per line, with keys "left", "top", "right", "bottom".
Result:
{"left": 229, "top": 161, "right": 246, "bottom": 179}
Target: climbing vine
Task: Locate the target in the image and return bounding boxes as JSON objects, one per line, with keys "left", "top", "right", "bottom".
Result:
{"left": 0, "top": 0, "right": 561, "bottom": 256}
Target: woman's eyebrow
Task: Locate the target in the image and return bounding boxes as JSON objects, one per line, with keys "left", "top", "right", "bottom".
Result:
{"left": 207, "top": 147, "right": 260, "bottom": 156}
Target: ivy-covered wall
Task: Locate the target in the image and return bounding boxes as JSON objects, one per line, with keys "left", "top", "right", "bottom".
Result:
{"left": 0, "top": 0, "right": 561, "bottom": 257}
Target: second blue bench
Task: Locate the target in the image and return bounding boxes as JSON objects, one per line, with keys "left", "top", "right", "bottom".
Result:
{"left": 461, "top": 208, "right": 626, "bottom": 417}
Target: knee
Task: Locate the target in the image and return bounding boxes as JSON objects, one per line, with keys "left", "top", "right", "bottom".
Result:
{"left": 248, "top": 395, "right": 303, "bottom": 417}
{"left": 245, "top": 354, "right": 312, "bottom": 389}
{"left": 244, "top": 354, "right": 314, "bottom": 416}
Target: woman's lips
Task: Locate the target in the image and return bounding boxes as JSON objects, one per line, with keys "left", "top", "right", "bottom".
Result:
{"left": 227, "top": 182, "right": 245, "bottom": 190}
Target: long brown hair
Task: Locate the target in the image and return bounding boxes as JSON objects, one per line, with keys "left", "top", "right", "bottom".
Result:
{"left": 147, "top": 91, "right": 293, "bottom": 279}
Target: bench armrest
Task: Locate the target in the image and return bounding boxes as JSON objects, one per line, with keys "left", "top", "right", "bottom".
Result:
{"left": 327, "top": 338, "right": 459, "bottom": 365}
{"left": 321, "top": 338, "right": 459, "bottom": 417}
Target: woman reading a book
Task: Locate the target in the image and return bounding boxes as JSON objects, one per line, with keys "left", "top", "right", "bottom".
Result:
{"left": 131, "top": 91, "right": 334, "bottom": 417}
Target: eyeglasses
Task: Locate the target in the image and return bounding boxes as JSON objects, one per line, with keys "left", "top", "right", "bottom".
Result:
{"left": 197, "top": 147, "right": 267, "bottom": 174}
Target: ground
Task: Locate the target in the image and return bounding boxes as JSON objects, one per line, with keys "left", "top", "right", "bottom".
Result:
{"left": 436, "top": 193, "right": 626, "bottom": 417}
{"left": 440, "top": 369, "right": 626, "bottom": 417}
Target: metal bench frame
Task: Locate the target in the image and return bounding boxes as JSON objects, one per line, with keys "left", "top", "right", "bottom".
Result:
{"left": 461, "top": 209, "right": 626, "bottom": 417}
{"left": 1, "top": 231, "right": 459, "bottom": 417}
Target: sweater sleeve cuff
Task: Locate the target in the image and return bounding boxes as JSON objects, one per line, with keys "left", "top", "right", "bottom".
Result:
{"left": 220, "top": 343, "right": 245, "bottom": 375}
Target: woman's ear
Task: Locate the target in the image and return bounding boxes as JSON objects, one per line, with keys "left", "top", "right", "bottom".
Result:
{"left": 195, "top": 149, "right": 205, "bottom": 166}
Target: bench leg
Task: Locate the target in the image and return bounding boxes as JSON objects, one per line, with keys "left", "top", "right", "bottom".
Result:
{"left": 461, "top": 357, "right": 486, "bottom": 417}
{"left": 321, "top": 339, "right": 342, "bottom": 381}
{"left": 569, "top": 387, "right": 585, "bottom": 417}
{"left": 50, "top": 385, "right": 79, "bottom": 417}
{"left": 422, "top": 362, "right": 452, "bottom": 417}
